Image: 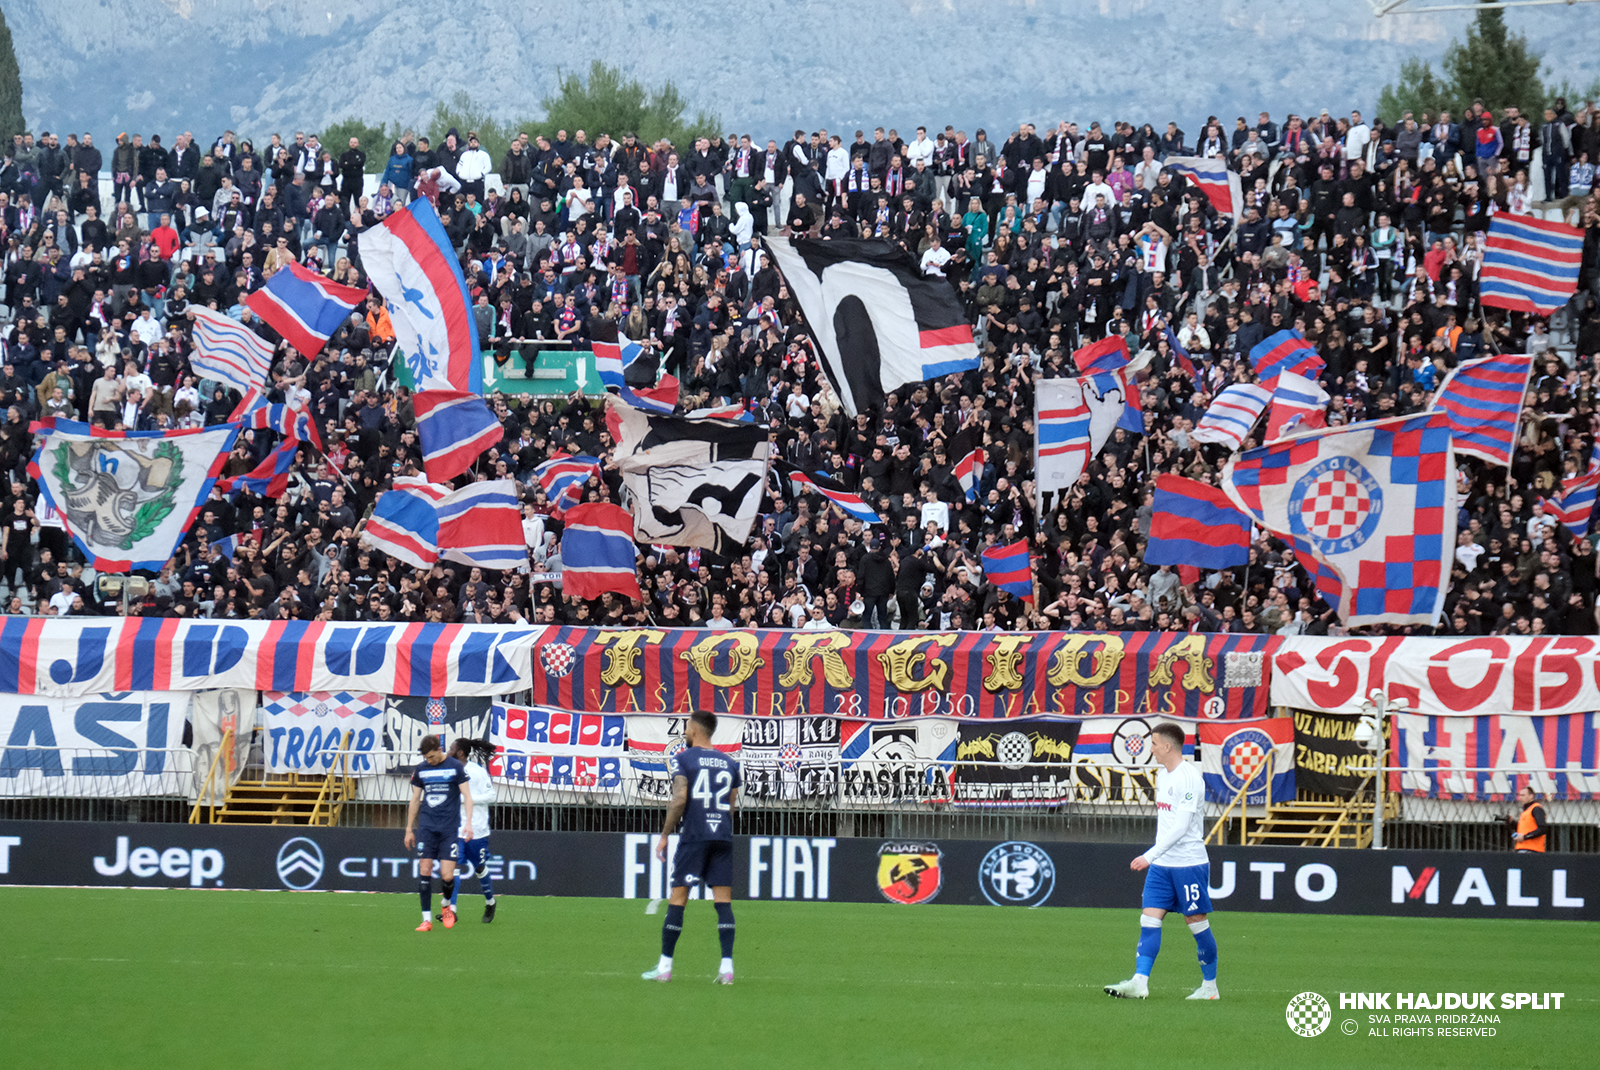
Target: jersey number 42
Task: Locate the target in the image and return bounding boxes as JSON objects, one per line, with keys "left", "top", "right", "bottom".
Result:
{"left": 692, "top": 769, "right": 733, "bottom": 811}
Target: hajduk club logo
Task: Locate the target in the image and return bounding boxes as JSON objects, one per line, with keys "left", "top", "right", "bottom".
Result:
{"left": 1286, "top": 991, "right": 1333, "bottom": 1037}
{"left": 1287, "top": 456, "right": 1383, "bottom": 555}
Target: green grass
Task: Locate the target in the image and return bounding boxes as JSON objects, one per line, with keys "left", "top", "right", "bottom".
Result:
{"left": 0, "top": 888, "right": 1593, "bottom": 1070}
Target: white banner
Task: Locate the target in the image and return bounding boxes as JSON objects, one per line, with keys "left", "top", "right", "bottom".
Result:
{"left": 0, "top": 692, "right": 190, "bottom": 796}
{"left": 1271, "top": 635, "right": 1600, "bottom": 717}
{"left": 262, "top": 691, "right": 388, "bottom": 775}
{"left": 189, "top": 689, "right": 255, "bottom": 803}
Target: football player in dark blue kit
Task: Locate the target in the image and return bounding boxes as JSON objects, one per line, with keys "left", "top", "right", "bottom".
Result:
{"left": 404, "top": 734, "right": 474, "bottom": 932}
{"left": 642, "top": 710, "right": 741, "bottom": 984}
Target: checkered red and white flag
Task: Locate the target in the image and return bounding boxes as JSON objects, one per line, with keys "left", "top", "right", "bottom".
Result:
{"left": 1221, "top": 414, "right": 1456, "bottom": 628}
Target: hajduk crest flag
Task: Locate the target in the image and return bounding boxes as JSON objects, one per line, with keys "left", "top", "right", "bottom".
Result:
{"left": 360, "top": 198, "right": 484, "bottom": 394}
{"left": 28, "top": 419, "right": 240, "bottom": 572}
{"left": 1222, "top": 413, "right": 1455, "bottom": 627}
{"left": 242, "top": 260, "right": 369, "bottom": 358}
{"left": 1200, "top": 718, "right": 1295, "bottom": 805}
{"left": 761, "top": 235, "right": 979, "bottom": 416}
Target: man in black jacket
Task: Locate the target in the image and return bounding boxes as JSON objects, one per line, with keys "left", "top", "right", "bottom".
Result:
{"left": 339, "top": 138, "right": 367, "bottom": 215}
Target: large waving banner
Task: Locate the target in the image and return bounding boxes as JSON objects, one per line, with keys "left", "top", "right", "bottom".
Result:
{"left": 532, "top": 629, "right": 1279, "bottom": 720}
{"left": 1273, "top": 635, "right": 1600, "bottom": 717}
{"left": 1390, "top": 712, "right": 1600, "bottom": 800}
{"left": 0, "top": 618, "right": 543, "bottom": 698}
{"left": 0, "top": 691, "right": 189, "bottom": 796}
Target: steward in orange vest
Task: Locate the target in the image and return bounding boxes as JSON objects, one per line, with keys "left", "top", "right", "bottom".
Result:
{"left": 1511, "top": 785, "right": 1547, "bottom": 852}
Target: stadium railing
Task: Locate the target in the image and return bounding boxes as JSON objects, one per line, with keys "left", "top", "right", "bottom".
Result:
{"left": 4, "top": 748, "right": 1596, "bottom": 852}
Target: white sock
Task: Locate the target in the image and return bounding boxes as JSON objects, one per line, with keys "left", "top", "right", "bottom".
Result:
{"left": 1133, "top": 972, "right": 1149, "bottom": 982}
{"left": 720, "top": 957, "right": 734, "bottom": 974}
{"left": 657, "top": 954, "right": 672, "bottom": 973}
{"left": 485, "top": 895, "right": 495, "bottom": 905}
{"left": 421, "top": 910, "right": 430, "bottom": 922}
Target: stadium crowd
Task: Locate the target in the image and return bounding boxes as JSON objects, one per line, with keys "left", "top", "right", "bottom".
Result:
{"left": 1, "top": 97, "right": 1600, "bottom": 635}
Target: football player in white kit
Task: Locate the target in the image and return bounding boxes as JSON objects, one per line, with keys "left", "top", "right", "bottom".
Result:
{"left": 448, "top": 737, "right": 499, "bottom": 923}
{"left": 1104, "top": 722, "right": 1219, "bottom": 1000}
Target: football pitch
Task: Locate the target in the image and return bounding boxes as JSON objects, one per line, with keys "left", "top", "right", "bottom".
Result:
{"left": 2, "top": 888, "right": 1592, "bottom": 1070}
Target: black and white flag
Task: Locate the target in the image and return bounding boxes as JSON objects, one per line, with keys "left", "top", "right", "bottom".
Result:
{"left": 762, "top": 235, "right": 979, "bottom": 416}
{"left": 608, "top": 396, "right": 772, "bottom": 555}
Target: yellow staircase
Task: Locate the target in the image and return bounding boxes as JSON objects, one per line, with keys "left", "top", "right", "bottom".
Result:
{"left": 1207, "top": 775, "right": 1402, "bottom": 848}
{"left": 191, "top": 730, "right": 357, "bottom": 826}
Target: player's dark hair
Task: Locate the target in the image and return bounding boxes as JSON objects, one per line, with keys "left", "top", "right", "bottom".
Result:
{"left": 689, "top": 710, "right": 717, "bottom": 738}
{"left": 450, "top": 736, "right": 496, "bottom": 764}
{"left": 1153, "top": 722, "right": 1185, "bottom": 749}
{"left": 419, "top": 734, "right": 442, "bottom": 756}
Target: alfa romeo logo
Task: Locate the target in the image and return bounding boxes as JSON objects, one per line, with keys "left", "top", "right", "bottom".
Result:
{"left": 979, "top": 841, "right": 1056, "bottom": 907}
{"left": 1286, "top": 991, "right": 1332, "bottom": 1037}
{"left": 1287, "top": 457, "right": 1383, "bottom": 554}
{"left": 276, "top": 836, "right": 324, "bottom": 891}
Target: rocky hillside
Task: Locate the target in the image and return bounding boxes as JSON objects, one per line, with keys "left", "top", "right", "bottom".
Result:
{"left": 7, "top": 0, "right": 1594, "bottom": 144}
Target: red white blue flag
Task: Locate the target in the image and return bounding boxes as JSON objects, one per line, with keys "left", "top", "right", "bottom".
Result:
{"left": 413, "top": 389, "right": 502, "bottom": 483}
{"left": 1162, "top": 156, "right": 1243, "bottom": 219}
{"left": 362, "top": 477, "right": 527, "bottom": 570}
{"left": 980, "top": 539, "right": 1033, "bottom": 601}
{"left": 1200, "top": 718, "right": 1295, "bottom": 805}
{"left": 561, "top": 502, "right": 642, "bottom": 600}
{"left": 436, "top": 479, "right": 527, "bottom": 571}
{"left": 360, "top": 198, "right": 484, "bottom": 394}
{"left": 1146, "top": 475, "right": 1251, "bottom": 571}
{"left": 188, "top": 306, "right": 276, "bottom": 398}
{"left": 534, "top": 453, "right": 601, "bottom": 515}
{"left": 235, "top": 397, "right": 323, "bottom": 452}
{"left": 1072, "top": 335, "right": 1129, "bottom": 375}
{"left": 1479, "top": 214, "right": 1583, "bottom": 315}
{"left": 593, "top": 323, "right": 675, "bottom": 413}
{"left": 220, "top": 438, "right": 301, "bottom": 498}
{"left": 242, "top": 260, "right": 369, "bottom": 359}
{"left": 1548, "top": 455, "right": 1600, "bottom": 537}
{"left": 1266, "top": 371, "right": 1330, "bottom": 441}
{"left": 1192, "top": 384, "right": 1271, "bottom": 450}
{"left": 778, "top": 461, "right": 881, "bottom": 524}
{"left": 949, "top": 426, "right": 985, "bottom": 503}
{"left": 1222, "top": 414, "right": 1456, "bottom": 627}
{"left": 362, "top": 477, "right": 448, "bottom": 568}
{"left": 1249, "top": 329, "right": 1324, "bottom": 391}
{"left": 1428, "top": 353, "right": 1532, "bottom": 467}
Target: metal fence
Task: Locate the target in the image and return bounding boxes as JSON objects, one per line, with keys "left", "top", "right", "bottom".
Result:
{"left": 4, "top": 748, "right": 1597, "bottom": 852}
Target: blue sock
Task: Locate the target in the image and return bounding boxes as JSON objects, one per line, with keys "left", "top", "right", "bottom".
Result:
{"left": 661, "top": 904, "right": 685, "bottom": 957}
{"left": 1135, "top": 916, "right": 1162, "bottom": 977}
{"left": 478, "top": 868, "right": 495, "bottom": 905}
{"left": 715, "top": 901, "right": 735, "bottom": 958}
{"left": 1190, "top": 920, "right": 1218, "bottom": 982}
{"left": 449, "top": 873, "right": 461, "bottom": 907}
